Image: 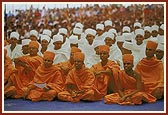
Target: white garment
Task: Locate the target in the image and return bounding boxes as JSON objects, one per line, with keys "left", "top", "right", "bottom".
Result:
{"left": 85, "top": 54, "right": 101, "bottom": 68}
{"left": 108, "top": 44, "right": 123, "bottom": 69}
{"left": 5, "top": 44, "right": 22, "bottom": 64}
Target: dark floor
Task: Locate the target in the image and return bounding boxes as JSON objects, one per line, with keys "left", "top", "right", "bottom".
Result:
{"left": 3, "top": 98, "right": 165, "bottom": 112}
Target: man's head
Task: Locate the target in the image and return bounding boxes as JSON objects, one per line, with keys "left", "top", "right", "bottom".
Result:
{"left": 145, "top": 40, "right": 158, "bottom": 59}
{"left": 73, "top": 52, "right": 85, "bottom": 70}
{"left": 122, "top": 54, "right": 134, "bottom": 72}
{"left": 99, "top": 45, "right": 110, "bottom": 61}
{"left": 43, "top": 51, "right": 55, "bottom": 68}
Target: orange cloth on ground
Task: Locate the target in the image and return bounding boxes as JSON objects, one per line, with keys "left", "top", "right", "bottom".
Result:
{"left": 135, "top": 57, "right": 164, "bottom": 94}
{"left": 58, "top": 66, "right": 102, "bottom": 102}
{"left": 26, "top": 64, "right": 64, "bottom": 101}
{"left": 4, "top": 55, "right": 17, "bottom": 97}
{"left": 104, "top": 70, "right": 156, "bottom": 105}
{"left": 14, "top": 55, "right": 43, "bottom": 97}
{"left": 90, "top": 60, "right": 120, "bottom": 96}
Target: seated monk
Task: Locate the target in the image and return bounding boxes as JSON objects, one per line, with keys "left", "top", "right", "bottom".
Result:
{"left": 57, "top": 47, "right": 82, "bottom": 84}
{"left": 104, "top": 54, "right": 156, "bottom": 105}
{"left": 90, "top": 45, "right": 120, "bottom": 97}
{"left": 23, "top": 51, "right": 64, "bottom": 101}
{"left": 135, "top": 40, "right": 164, "bottom": 100}
{"left": 58, "top": 52, "right": 102, "bottom": 102}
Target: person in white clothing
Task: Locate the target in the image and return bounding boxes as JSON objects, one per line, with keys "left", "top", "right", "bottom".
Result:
{"left": 5, "top": 32, "right": 22, "bottom": 65}
{"left": 104, "top": 20, "right": 113, "bottom": 32}
{"left": 49, "top": 34, "right": 69, "bottom": 64}
{"left": 21, "top": 39, "right": 31, "bottom": 56}
{"left": 104, "top": 32, "right": 123, "bottom": 69}
{"left": 95, "top": 23, "right": 106, "bottom": 43}
{"left": 143, "top": 26, "right": 152, "bottom": 45}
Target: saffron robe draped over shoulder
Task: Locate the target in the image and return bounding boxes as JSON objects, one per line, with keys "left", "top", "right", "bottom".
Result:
{"left": 26, "top": 64, "right": 64, "bottom": 101}
{"left": 135, "top": 57, "right": 164, "bottom": 94}
{"left": 58, "top": 66, "right": 102, "bottom": 102}
{"left": 90, "top": 60, "right": 120, "bottom": 96}
{"left": 104, "top": 70, "right": 156, "bottom": 105}
{"left": 14, "top": 55, "right": 43, "bottom": 91}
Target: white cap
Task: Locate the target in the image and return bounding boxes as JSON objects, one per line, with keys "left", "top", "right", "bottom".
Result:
{"left": 59, "top": 28, "right": 68, "bottom": 35}
{"left": 62, "top": 20, "right": 67, "bottom": 23}
{"left": 10, "top": 32, "right": 20, "bottom": 40}
{"left": 157, "top": 43, "right": 164, "bottom": 51}
{"left": 22, "top": 39, "right": 31, "bottom": 46}
{"left": 116, "top": 35, "right": 124, "bottom": 42}
{"left": 42, "top": 29, "right": 52, "bottom": 37}
{"left": 96, "top": 24, "right": 104, "bottom": 30}
{"left": 123, "top": 33, "right": 133, "bottom": 41}
{"left": 53, "top": 34, "right": 63, "bottom": 43}
{"left": 40, "top": 34, "right": 50, "bottom": 43}
{"left": 123, "top": 41, "right": 133, "bottom": 50}
{"left": 75, "top": 22, "right": 84, "bottom": 29}
{"left": 53, "top": 21, "right": 59, "bottom": 25}
{"left": 104, "top": 20, "right": 112, "bottom": 27}
{"left": 151, "top": 25, "right": 159, "bottom": 32}
{"left": 85, "top": 28, "right": 96, "bottom": 36}
{"left": 135, "top": 29, "right": 144, "bottom": 37}
{"left": 108, "top": 28, "right": 117, "bottom": 35}
{"left": 69, "top": 35, "right": 78, "bottom": 44}
{"left": 93, "top": 40, "right": 104, "bottom": 48}
{"left": 105, "top": 32, "right": 115, "bottom": 40}
{"left": 30, "top": 30, "right": 38, "bottom": 39}
{"left": 122, "top": 26, "right": 131, "bottom": 33}
{"left": 73, "top": 28, "right": 82, "bottom": 35}
{"left": 144, "top": 26, "right": 151, "bottom": 33}
{"left": 134, "top": 22, "right": 142, "bottom": 28}
{"left": 160, "top": 24, "right": 164, "bottom": 30}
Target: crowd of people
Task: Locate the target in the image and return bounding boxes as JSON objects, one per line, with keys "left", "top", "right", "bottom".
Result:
{"left": 4, "top": 4, "right": 164, "bottom": 105}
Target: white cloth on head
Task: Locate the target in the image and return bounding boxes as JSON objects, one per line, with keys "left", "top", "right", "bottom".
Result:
{"left": 73, "top": 28, "right": 82, "bottom": 35}
{"left": 144, "top": 26, "right": 151, "bottom": 33}
{"left": 108, "top": 28, "right": 117, "bottom": 36}
{"left": 53, "top": 34, "right": 63, "bottom": 42}
{"left": 85, "top": 28, "right": 96, "bottom": 36}
{"left": 157, "top": 43, "right": 164, "bottom": 51}
{"left": 135, "top": 29, "right": 144, "bottom": 37}
{"left": 69, "top": 35, "right": 78, "bottom": 44}
{"left": 151, "top": 25, "right": 159, "bottom": 32}
{"left": 40, "top": 34, "right": 50, "bottom": 43}
{"left": 42, "top": 29, "right": 52, "bottom": 37}
{"left": 59, "top": 28, "right": 68, "bottom": 35}
{"left": 105, "top": 31, "right": 115, "bottom": 40}
{"left": 22, "top": 39, "right": 31, "bottom": 46}
{"left": 96, "top": 23, "right": 104, "bottom": 30}
{"left": 30, "top": 30, "right": 39, "bottom": 39}
{"left": 104, "top": 20, "right": 112, "bottom": 27}
{"left": 75, "top": 22, "right": 84, "bottom": 29}
{"left": 10, "top": 32, "right": 20, "bottom": 40}
{"left": 122, "top": 26, "right": 131, "bottom": 33}
{"left": 134, "top": 22, "right": 141, "bottom": 28}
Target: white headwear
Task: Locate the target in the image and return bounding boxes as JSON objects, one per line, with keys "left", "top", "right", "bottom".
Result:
{"left": 73, "top": 28, "right": 82, "bottom": 35}
{"left": 53, "top": 34, "right": 63, "bottom": 43}
{"left": 10, "top": 32, "right": 20, "bottom": 40}
{"left": 151, "top": 25, "right": 159, "bottom": 32}
{"left": 123, "top": 41, "right": 133, "bottom": 50}
{"left": 144, "top": 26, "right": 151, "bottom": 33}
{"left": 69, "top": 35, "right": 78, "bottom": 44}
{"left": 104, "top": 20, "right": 112, "bottom": 27}
{"left": 22, "top": 39, "right": 31, "bottom": 46}
{"left": 108, "top": 28, "right": 117, "bottom": 35}
{"left": 134, "top": 22, "right": 142, "bottom": 28}
{"left": 85, "top": 28, "right": 96, "bottom": 36}
{"left": 75, "top": 22, "right": 84, "bottom": 29}
{"left": 30, "top": 30, "right": 39, "bottom": 39}
{"left": 59, "top": 28, "right": 68, "bottom": 35}
{"left": 135, "top": 29, "right": 144, "bottom": 37}
{"left": 123, "top": 33, "right": 133, "bottom": 41}
{"left": 42, "top": 29, "right": 52, "bottom": 37}
{"left": 122, "top": 26, "right": 131, "bottom": 33}
{"left": 105, "top": 32, "right": 115, "bottom": 40}
{"left": 40, "top": 34, "right": 50, "bottom": 43}
{"left": 116, "top": 35, "right": 124, "bottom": 42}
{"left": 96, "top": 24, "right": 104, "bottom": 30}
{"left": 160, "top": 24, "right": 164, "bottom": 30}
{"left": 93, "top": 40, "right": 104, "bottom": 48}
{"left": 157, "top": 43, "right": 164, "bottom": 51}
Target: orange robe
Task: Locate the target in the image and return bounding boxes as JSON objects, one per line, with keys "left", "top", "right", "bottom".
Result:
{"left": 90, "top": 60, "right": 120, "bottom": 96}
{"left": 58, "top": 66, "right": 102, "bottom": 102}
{"left": 104, "top": 70, "right": 156, "bottom": 105}
{"left": 4, "top": 56, "right": 17, "bottom": 98}
{"left": 14, "top": 55, "right": 43, "bottom": 97}
{"left": 25, "top": 64, "right": 64, "bottom": 101}
{"left": 57, "top": 60, "right": 74, "bottom": 84}
{"left": 135, "top": 57, "right": 164, "bottom": 95}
